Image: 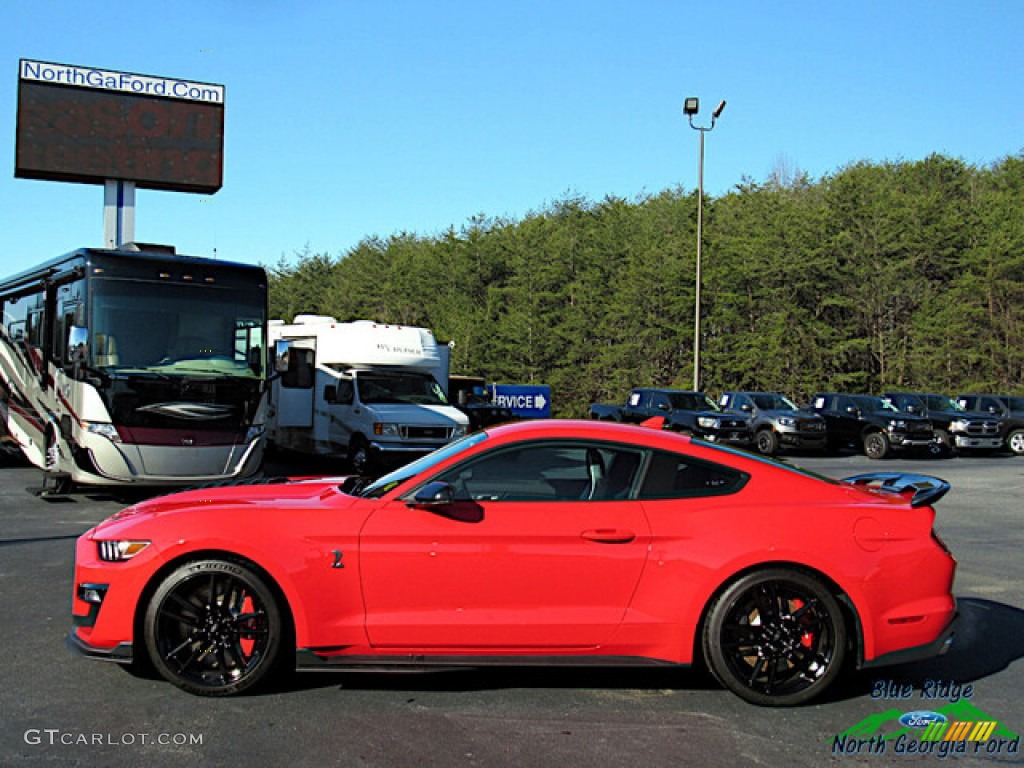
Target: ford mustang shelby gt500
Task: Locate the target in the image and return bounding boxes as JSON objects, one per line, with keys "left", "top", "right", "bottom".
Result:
{"left": 70, "top": 419, "right": 957, "bottom": 706}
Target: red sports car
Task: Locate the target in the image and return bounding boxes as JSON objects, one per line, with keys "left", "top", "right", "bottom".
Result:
{"left": 70, "top": 419, "right": 957, "bottom": 706}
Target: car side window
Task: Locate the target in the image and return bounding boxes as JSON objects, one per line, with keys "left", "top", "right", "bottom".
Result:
{"left": 637, "top": 450, "right": 747, "bottom": 499}
{"left": 434, "top": 442, "right": 645, "bottom": 502}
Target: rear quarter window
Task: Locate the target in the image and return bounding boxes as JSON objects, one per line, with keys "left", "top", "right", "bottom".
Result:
{"left": 638, "top": 450, "right": 748, "bottom": 499}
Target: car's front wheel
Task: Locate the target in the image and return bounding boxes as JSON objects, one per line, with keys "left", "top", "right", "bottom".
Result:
{"left": 702, "top": 568, "right": 847, "bottom": 706}
{"left": 755, "top": 429, "right": 779, "bottom": 456}
{"left": 144, "top": 559, "right": 284, "bottom": 696}
{"left": 863, "top": 431, "right": 890, "bottom": 460}
{"left": 1007, "top": 429, "right": 1024, "bottom": 456}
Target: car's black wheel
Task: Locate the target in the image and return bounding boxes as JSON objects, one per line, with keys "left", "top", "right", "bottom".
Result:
{"left": 144, "top": 559, "right": 283, "bottom": 696}
{"left": 1007, "top": 429, "right": 1024, "bottom": 456}
{"left": 349, "top": 435, "right": 375, "bottom": 475}
{"left": 702, "top": 568, "right": 847, "bottom": 707}
{"left": 863, "top": 431, "right": 890, "bottom": 460}
{"left": 755, "top": 429, "right": 779, "bottom": 456}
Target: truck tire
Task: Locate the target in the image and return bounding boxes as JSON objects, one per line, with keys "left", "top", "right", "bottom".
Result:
{"left": 349, "top": 435, "right": 375, "bottom": 476}
{"left": 930, "top": 429, "right": 953, "bottom": 457}
{"left": 863, "top": 431, "right": 890, "bottom": 460}
{"left": 755, "top": 429, "right": 779, "bottom": 456}
{"left": 1007, "top": 429, "right": 1024, "bottom": 456}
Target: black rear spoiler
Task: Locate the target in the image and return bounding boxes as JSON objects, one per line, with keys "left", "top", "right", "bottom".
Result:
{"left": 843, "top": 473, "right": 951, "bottom": 508}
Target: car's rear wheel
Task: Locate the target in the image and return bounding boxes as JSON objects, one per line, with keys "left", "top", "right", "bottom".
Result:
{"left": 863, "top": 431, "right": 890, "bottom": 459}
{"left": 144, "top": 559, "right": 283, "bottom": 696}
{"left": 702, "top": 568, "right": 847, "bottom": 706}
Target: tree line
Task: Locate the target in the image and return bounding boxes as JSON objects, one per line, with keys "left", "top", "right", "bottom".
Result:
{"left": 266, "top": 152, "right": 1024, "bottom": 418}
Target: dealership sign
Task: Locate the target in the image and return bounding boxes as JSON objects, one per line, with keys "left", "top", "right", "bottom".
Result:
{"left": 15, "top": 59, "right": 225, "bottom": 193}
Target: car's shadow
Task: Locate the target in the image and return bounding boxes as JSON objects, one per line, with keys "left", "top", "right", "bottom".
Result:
{"left": 267, "top": 597, "right": 1024, "bottom": 701}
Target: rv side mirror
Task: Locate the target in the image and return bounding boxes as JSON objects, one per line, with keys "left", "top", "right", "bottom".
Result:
{"left": 274, "top": 339, "right": 292, "bottom": 373}
{"left": 323, "top": 384, "right": 338, "bottom": 403}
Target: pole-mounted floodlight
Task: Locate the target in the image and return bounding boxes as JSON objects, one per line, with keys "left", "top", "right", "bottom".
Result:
{"left": 683, "top": 96, "right": 726, "bottom": 391}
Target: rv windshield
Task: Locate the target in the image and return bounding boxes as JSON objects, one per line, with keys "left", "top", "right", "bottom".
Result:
{"left": 89, "top": 278, "right": 265, "bottom": 377}
{"left": 351, "top": 370, "right": 450, "bottom": 406}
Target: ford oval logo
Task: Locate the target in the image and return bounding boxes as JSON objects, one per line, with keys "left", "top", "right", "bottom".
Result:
{"left": 899, "top": 711, "right": 948, "bottom": 729}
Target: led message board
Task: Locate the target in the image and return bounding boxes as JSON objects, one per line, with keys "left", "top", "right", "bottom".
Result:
{"left": 15, "top": 60, "right": 225, "bottom": 194}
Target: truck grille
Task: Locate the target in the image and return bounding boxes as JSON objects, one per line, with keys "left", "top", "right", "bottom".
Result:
{"left": 966, "top": 421, "right": 1000, "bottom": 436}
{"left": 908, "top": 421, "right": 933, "bottom": 435}
{"left": 799, "top": 420, "right": 826, "bottom": 432}
{"left": 402, "top": 426, "right": 452, "bottom": 440}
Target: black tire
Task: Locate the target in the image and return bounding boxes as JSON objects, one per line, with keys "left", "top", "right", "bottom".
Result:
{"left": 930, "top": 429, "right": 953, "bottom": 457}
{"left": 863, "top": 431, "right": 890, "bottom": 460}
{"left": 702, "top": 568, "right": 847, "bottom": 707}
{"left": 144, "top": 559, "right": 284, "bottom": 696}
{"left": 755, "top": 429, "right": 779, "bottom": 456}
{"left": 349, "top": 434, "right": 375, "bottom": 475}
{"left": 1007, "top": 429, "right": 1024, "bottom": 456}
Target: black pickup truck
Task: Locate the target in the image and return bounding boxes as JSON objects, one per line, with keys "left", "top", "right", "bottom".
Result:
{"left": 809, "top": 393, "right": 934, "bottom": 459}
{"left": 589, "top": 388, "right": 753, "bottom": 447}
{"left": 955, "top": 394, "right": 1024, "bottom": 455}
{"left": 884, "top": 392, "right": 1003, "bottom": 455}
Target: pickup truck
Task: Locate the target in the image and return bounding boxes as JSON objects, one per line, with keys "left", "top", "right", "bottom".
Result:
{"left": 589, "top": 388, "right": 753, "bottom": 447}
{"left": 883, "top": 392, "right": 1003, "bottom": 455}
{"left": 809, "top": 393, "right": 934, "bottom": 459}
{"left": 719, "top": 391, "right": 827, "bottom": 456}
{"left": 956, "top": 394, "right": 1024, "bottom": 455}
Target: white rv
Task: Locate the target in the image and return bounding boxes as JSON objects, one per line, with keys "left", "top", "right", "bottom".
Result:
{"left": 267, "top": 317, "right": 469, "bottom": 473}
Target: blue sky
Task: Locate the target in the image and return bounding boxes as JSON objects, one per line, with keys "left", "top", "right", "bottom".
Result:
{"left": 2, "top": 1, "right": 1021, "bottom": 276}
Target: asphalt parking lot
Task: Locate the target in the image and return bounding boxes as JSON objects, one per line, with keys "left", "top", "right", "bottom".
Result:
{"left": 1, "top": 449, "right": 1022, "bottom": 767}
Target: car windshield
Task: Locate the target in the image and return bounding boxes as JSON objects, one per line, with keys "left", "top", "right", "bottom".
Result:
{"left": 750, "top": 393, "right": 797, "bottom": 410}
{"left": 352, "top": 370, "right": 450, "bottom": 405}
{"left": 666, "top": 392, "right": 719, "bottom": 411}
{"left": 356, "top": 432, "right": 488, "bottom": 498}
{"left": 924, "top": 394, "right": 965, "bottom": 412}
{"left": 854, "top": 395, "right": 896, "bottom": 412}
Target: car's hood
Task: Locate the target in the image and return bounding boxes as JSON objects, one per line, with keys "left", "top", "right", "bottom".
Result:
{"left": 89, "top": 477, "right": 357, "bottom": 536}
{"left": 760, "top": 408, "right": 823, "bottom": 420}
{"left": 360, "top": 403, "right": 469, "bottom": 425}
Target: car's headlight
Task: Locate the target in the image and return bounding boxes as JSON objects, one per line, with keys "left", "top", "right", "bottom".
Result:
{"left": 373, "top": 423, "right": 401, "bottom": 437}
{"left": 888, "top": 419, "right": 908, "bottom": 431}
{"left": 97, "top": 540, "right": 150, "bottom": 562}
{"left": 451, "top": 425, "right": 468, "bottom": 438}
{"left": 83, "top": 421, "right": 121, "bottom": 442}
{"left": 777, "top": 417, "right": 796, "bottom": 428}
{"left": 950, "top": 419, "right": 970, "bottom": 432}
{"left": 697, "top": 417, "right": 719, "bottom": 429}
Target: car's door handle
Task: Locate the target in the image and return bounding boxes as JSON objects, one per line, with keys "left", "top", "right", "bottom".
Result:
{"left": 580, "top": 528, "right": 636, "bottom": 544}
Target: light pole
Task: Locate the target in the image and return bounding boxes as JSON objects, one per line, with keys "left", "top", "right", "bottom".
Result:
{"left": 683, "top": 97, "right": 725, "bottom": 391}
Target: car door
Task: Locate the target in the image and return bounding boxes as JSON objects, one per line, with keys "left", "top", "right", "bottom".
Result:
{"left": 358, "top": 441, "right": 650, "bottom": 649}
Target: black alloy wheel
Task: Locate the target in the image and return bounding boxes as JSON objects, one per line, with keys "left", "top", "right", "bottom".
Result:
{"left": 863, "top": 431, "right": 890, "bottom": 460}
{"left": 703, "top": 568, "right": 847, "bottom": 707}
{"left": 755, "top": 429, "right": 779, "bottom": 456}
{"left": 144, "top": 559, "right": 283, "bottom": 696}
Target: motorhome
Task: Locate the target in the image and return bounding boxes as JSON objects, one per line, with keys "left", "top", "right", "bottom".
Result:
{"left": 0, "top": 245, "right": 267, "bottom": 493}
{"left": 267, "top": 317, "right": 468, "bottom": 473}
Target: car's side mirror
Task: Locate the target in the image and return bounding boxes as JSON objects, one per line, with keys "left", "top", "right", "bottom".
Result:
{"left": 740, "top": 403, "right": 753, "bottom": 412}
{"left": 408, "top": 482, "right": 483, "bottom": 523}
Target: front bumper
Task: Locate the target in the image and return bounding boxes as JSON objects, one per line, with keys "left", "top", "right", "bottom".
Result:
{"left": 67, "top": 633, "right": 134, "bottom": 664}
{"left": 953, "top": 435, "right": 1003, "bottom": 450}
{"left": 890, "top": 433, "right": 935, "bottom": 449}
